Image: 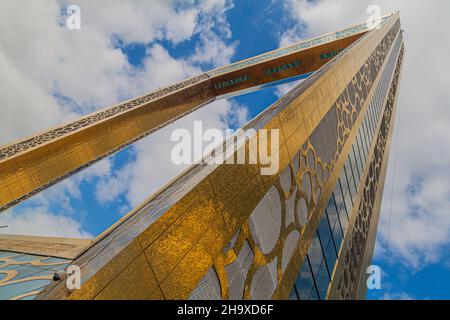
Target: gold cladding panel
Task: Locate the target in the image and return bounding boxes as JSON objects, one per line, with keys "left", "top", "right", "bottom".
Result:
{"left": 36, "top": 13, "right": 401, "bottom": 300}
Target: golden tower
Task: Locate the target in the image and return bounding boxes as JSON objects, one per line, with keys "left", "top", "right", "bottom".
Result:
{"left": 0, "top": 13, "right": 404, "bottom": 300}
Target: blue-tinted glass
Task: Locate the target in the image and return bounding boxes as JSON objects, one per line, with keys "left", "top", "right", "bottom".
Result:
{"left": 338, "top": 172, "right": 349, "bottom": 200}
{"left": 351, "top": 146, "right": 362, "bottom": 182}
{"left": 318, "top": 216, "right": 332, "bottom": 247}
{"left": 366, "top": 109, "right": 373, "bottom": 134}
{"left": 371, "top": 104, "right": 378, "bottom": 127}
{"left": 369, "top": 108, "right": 376, "bottom": 135}
{"left": 375, "top": 87, "right": 380, "bottom": 113}
{"left": 338, "top": 204, "right": 349, "bottom": 231}
{"left": 356, "top": 133, "right": 367, "bottom": 163}
{"left": 363, "top": 118, "right": 372, "bottom": 145}
{"left": 318, "top": 217, "right": 337, "bottom": 278}
{"left": 332, "top": 218, "right": 344, "bottom": 250}
{"left": 289, "top": 286, "right": 299, "bottom": 300}
{"left": 374, "top": 103, "right": 379, "bottom": 119}
{"left": 343, "top": 189, "right": 353, "bottom": 218}
{"left": 348, "top": 157, "right": 358, "bottom": 190}
{"left": 315, "top": 261, "right": 330, "bottom": 299}
{"left": 324, "top": 237, "right": 337, "bottom": 276}
{"left": 367, "top": 108, "right": 375, "bottom": 134}
{"left": 365, "top": 112, "right": 373, "bottom": 141}
{"left": 294, "top": 257, "right": 316, "bottom": 300}
{"left": 309, "top": 286, "right": 320, "bottom": 300}
{"left": 339, "top": 174, "right": 353, "bottom": 215}
{"left": 308, "top": 235, "right": 323, "bottom": 276}
{"left": 354, "top": 144, "right": 363, "bottom": 173}
{"left": 333, "top": 184, "right": 345, "bottom": 216}
{"left": 319, "top": 215, "right": 336, "bottom": 277}
{"left": 344, "top": 160, "right": 357, "bottom": 202}
{"left": 326, "top": 197, "right": 344, "bottom": 253}
{"left": 326, "top": 196, "right": 342, "bottom": 236}
{"left": 362, "top": 121, "right": 371, "bottom": 150}
{"left": 358, "top": 128, "right": 368, "bottom": 158}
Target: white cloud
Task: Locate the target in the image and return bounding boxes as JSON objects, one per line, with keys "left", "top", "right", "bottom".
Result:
{"left": 0, "top": 0, "right": 240, "bottom": 236}
{"left": 0, "top": 0, "right": 235, "bottom": 143}
{"left": 190, "top": 30, "right": 238, "bottom": 68}
{"left": 96, "top": 99, "right": 249, "bottom": 208}
{"left": 280, "top": 0, "right": 450, "bottom": 269}
{"left": 382, "top": 291, "right": 414, "bottom": 300}
{"left": 0, "top": 207, "right": 92, "bottom": 239}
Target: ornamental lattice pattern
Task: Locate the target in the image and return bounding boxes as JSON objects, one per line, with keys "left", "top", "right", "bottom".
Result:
{"left": 188, "top": 19, "right": 401, "bottom": 300}
{"left": 0, "top": 74, "right": 209, "bottom": 161}
{"left": 336, "top": 45, "right": 404, "bottom": 299}
{"left": 0, "top": 251, "right": 70, "bottom": 300}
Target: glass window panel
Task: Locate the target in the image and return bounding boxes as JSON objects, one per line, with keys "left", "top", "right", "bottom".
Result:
{"left": 355, "top": 141, "right": 365, "bottom": 171}
{"left": 332, "top": 218, "right": 344, "bottom": 250}
{"left": 359, "top": 126, "right": 368, "bottom": 156}
{"left": 308, "top": 235, "right": 323, "bottom": 276}
{"left": 368, "top": 106, "right": 376, "bottom": 133}
{"left": 351, "top": 145, "right": 362, "bottom": 182}
{"left": 326, "top": 197, "right": 344, "bottom": 253}
{"left": 318, "top": 215, "right": 332, "bottom": 248}
{"left": 326, "top": 196, "right": 342, "bottom": 236}
{"left": 294, "top": 256, "right": 317, "bottom": 300}
{"left": 324, "top": 236, "right": 337, "bottom": 277}
{"left": 315, "top": 260, "right": 330, "bottom": 300}
{"left": 371, "top": 103, "right": 378, "bottom": 127}
{"left": 363, "top": 112, "right": 370, "bottom": 138}
{"left": 339, "top": 172, "right": 349, "bottom": 198}
{"left": 333, "top": 184, "right": 345, "bottom": 216}
{"left": 361, "top": 126, "right": 369, "bottom": 157}
{"left": 365, "top": 116, "right": 373, "bottom": 141}
{"left": 377, "top": 94, "right": 382, "bottom": 114}
{"left": 356, "top": 132, "right": 367, "bottom": 163}
{"left": 369, "top": 111, "right": 375, "bottom": 137}
{"left": 349, "top": 155, "right": 359, "bottom": 189}
{"left": 366, "top": 106, "right": 373, "bottom": 131}
{"left": 343, "top": 187, "right": 353, "bottom": 218}
{"left": 375, "top": 95, "right": 380, "bottom": 119}
{"left": 318, "top": 217, "right": 338, "bottom": 278}
{"left": 376, "top": 91, "right": 381, "bottom": 113}
{"left": 289, "top": 287, "right": 299, "bottom": 300}
{"left": 338, "top": 203, "right": 349, "bottom": 231}
{"left": 369, "top": 108, "right": 376, "bottom": 133}
{"left": 365, "top": 114, "right": 373, "bottom": 140}
{"left": 362, "top": 120, "right": 371, "bottom": 150}
{"left": 339, "top": 172, "right": 353, "bottom": 211}
{"left": 375, "top": 103, "right": 379, "bottom": 118}
{"left": 344, "top": 158, "right": 357, "bottom": 200}
{"left": 309, "top": 286, "right": 320, "bottom": 300}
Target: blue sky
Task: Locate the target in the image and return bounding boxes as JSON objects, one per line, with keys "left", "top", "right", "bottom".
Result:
{"left": 1, "top": 0, "right": 450, "bottom": 300}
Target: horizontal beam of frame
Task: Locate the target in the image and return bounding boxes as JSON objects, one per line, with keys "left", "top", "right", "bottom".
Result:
{"left": 0, "top": 22, "right": 372, "bottom": 212}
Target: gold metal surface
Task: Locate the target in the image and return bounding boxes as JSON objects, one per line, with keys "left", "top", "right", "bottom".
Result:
{"left": 0, "top": 234, "right": 92, "bottom": 259}
{"left": 0, "top": 23, "right": 371, "bottom": 213}
{"left": 328, "top": 43, "right": 404, "bottom": 300}
{"left": 31, "top": 13, "right": 404, "bottom": 301}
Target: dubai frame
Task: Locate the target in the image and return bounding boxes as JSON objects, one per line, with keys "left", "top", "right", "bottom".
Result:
{"left": 0, "top": 12, "right": 404, "bottom": 300}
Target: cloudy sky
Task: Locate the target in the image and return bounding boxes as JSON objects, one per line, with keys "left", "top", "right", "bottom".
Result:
{"left": 0, "top": 0, "right": 449, "bottom": 299}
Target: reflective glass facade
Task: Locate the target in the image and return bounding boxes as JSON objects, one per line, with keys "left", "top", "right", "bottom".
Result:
{"left": 289, "top": 31, "right": 402, "bottom": 299}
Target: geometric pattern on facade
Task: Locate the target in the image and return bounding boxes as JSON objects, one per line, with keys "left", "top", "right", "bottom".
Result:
{"left": 188, "top": 17, "right": 402, "bottom": 300}
{"left": 0, "top": 251, "right": 70, "bottom": 300}
{"left": 0, "top": 13, "right": 404, "bottom": 300}
{"left": 0, "top": 18, "right": 377, "bottom": 213}
{"left": 334, "top": 44, "right": 404, "bottom": 299}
